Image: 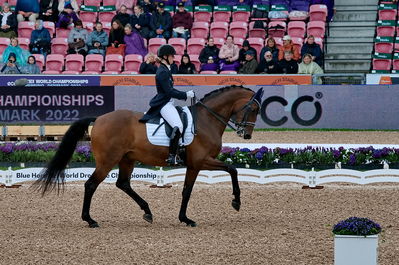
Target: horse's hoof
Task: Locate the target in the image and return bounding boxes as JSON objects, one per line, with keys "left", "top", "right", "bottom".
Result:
{"left": 89, "top": 222, "right": 99, "bottom": 228}
{"left": 232, "top": 200, "right": 241, "bottom": 211}
{"left": 143, "top": 213, "right": 153, "bottom": 223}
{"left": 187, "top": 222, "right": 197, "bottom": 227}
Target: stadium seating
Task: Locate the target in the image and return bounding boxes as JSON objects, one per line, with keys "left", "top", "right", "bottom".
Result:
{"left": 232, "top": 6, "right": 251, "bottom": 22}
{"left": 84, "top": 54, "right": 104, "bottom": 72}
{"left": 173, "top": 55, "right": 182, "bottom": 66}
{"left": 83, "top": 22, "right": 94, "bottom": 33}
{"left": 0, "top": 38, "right": 10, "bottom": 54}
{"left": 17, "top": 38, "right": 30, "bottom": 50}
{"left": 191, "top": 22, "right": 210, "bottom": 38}
{"left": 121, "top": 71, "right": 139, "bottom": 74}
{"left": 291, "top": 37, "right": 304, "bottom": 52}
{"left": 248, "top": 21, "right": 266, "bottom": 38}
{"left": 168, "top": 38, "right": 186, "bottom": 55}
{"left": 229, "top": 22, "right": 248, "bottom": 39}
{"left": 287, "top": 21, "right": 306, "bottom": 38}
{"left": 56, "top": 27, "right": 72, "bottom": 38}
{"left": 378, "top": 7, "right": 397, "bottom": 21}
{"left": 62, "top": 70, "right": 80, "bottom": 74}
{"left": 98, "top": 11, "right": 117, "bottom": 23}
{"left": 376, "top": 23, "right": 395, "bottom": 37}
{"left": 210, "top": 22, "right": 229, "bottom": 38}
{"left": 84, "top": 0, "right": 101, "bottom": 6}
{"left": 220, "top": 70, "right": 237, "bottom": 74}
{"left": 247, "top": 37, "right": 264, "bottom": 56}
{"left": 82, "top": 71, "right": 101, "bottom": 74}
{"left": 309, "top": 4, "right": 328, "bottom": 21}
{"left": 200, "top": 70, "right": 218, "bottom": 74}
{"left": 268, "top": 21, "right": 286, "bottom": 38}
{"left": 234, "top": 37, "right": 245, "bottom": 48}
{"left": 79, "top": 11, "right": 98, "bottom": 23}
{"left": 148, "top": 38, "right": 167, "bottom": 54}
{"left": 43, "top": 21, "right": 55, "bottom": 37}
{"left": 190, "top": 54, "right": 201, "bottom": 72}
{"left": 213, "top": 7, "right": 231, "bottom": 22}
{"left": 213, "top": 37, "right": 225, "bottom": 48}
{"left": 187, "top": 38, "right": 206, "bottom": 54}
{"left": 374, "top": 42, "right": 394, "bottom": 54}
{"left": 42, "top": 70, "right": 61, "bottom": 74}
{"left": 65, "top": 54, "right": 85, "bottom": 72}
{"left": 372, "top": 58, "right": 391, "bottom": 71}
{"left": 105, "top": 54, "right": 124, "bottom": 72}
{"left": 307, "top": 21, "right": 326, "bottom": 38}
{"left": 124, "top": 54, "right": 143, "bottom": 72}
{"left": 18, "top": 21, "right": 35, "bottom": 38}
{"left": 32, "top": 54, "right": 45, "bottom": 71}
{"left": 51, "top": 38, "right": 69, "bottom": 55}
{"left": 103, "top": 0, "right": 117, "bottom": 5}
{"left": 194, "top": 7, "right": 213, "bottom": 22}
{"left": 46, "top": 54, "right": 65, "bottom": 72}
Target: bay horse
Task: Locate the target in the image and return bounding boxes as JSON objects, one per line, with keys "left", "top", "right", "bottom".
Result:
{"left": 35, "top": 85, "right": 264, "bottom": 227}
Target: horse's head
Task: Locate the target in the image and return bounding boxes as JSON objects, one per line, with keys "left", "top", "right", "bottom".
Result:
{"left": 231, "top": 88, "right": 264, "bottom": 139}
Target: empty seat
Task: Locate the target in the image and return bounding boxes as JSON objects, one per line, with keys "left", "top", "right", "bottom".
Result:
{"left": 98, "top": 11, "right": 116, "bottom": 23}
{"left": 102, "top": 71, "right": 120, "bottom": 74}
{"left": 200, "top": 70, "right": 217, "bottom": 74}
{"left": 187, "top": 38, "right": 205, "bottom": 54}
{"left": 309, "top": 4, "right": 328, "bottom": 21}
{"left": 377, "top": 25, "right": 395, "bottom": 37}
{"left": 46, "top": 54, "right": 65, "bottom": 72}
{"left": 0, "top": 37, "right": 10, "bottom": 54}
{"left": 17, "top": 37, "right": 29, "bottom": 50}
{"left": 307, "top": 21, "right": 325, "bottom": 38}
{"left": 249, "top": 21, "right": 266, "bottom": 38}
{"left": 229, "top": 22, "right": 248, "bottom": 39}
{"left": 103, "top": 22, "right": 112, "bottom": 35}
{"left": 56, "top": 27, "right": 72, "bottom": 38}
{"left": 148, "top": 38, "right": 167, "bottom": 54}
{"left": 374, "top": 42, "right": 394, "bottom": 54}
{"left": 79, "top": 11, "right": 98, "bottom": 23}
{"left": 84, "top": 0, "right": 101, "bottom": 5}
{"left": 210, "top": 22, "right": 229, "bottom": 38}
{"left": 268, "top": 21, "right": 286, "bottom": 38}
{"left": 247, "top": 37, "right": 264, "bottom": 56}
{"left": 168, "top": 38, "right": 186, "bottom": 54}
{"left": 220, "top": 70, "right": 237, "bottom": 74}
{"left": 232, "top": 7, "right": 250, "bottom": 22}
{"left": 213, "top": 37, "right": 225, "bottom": 49}
{"left": 43, "top": 21, "right": 55, "bottom": 37}
{"left": 393, "top": 58, "right": 399, "bottom": 70}
{"left": 83, "top": 22, "right": 94, "bottom": 33}
{"left": 378, "top": 8, "right": 397, "bottom": 21}
{"left": 191, "top": 22, "right": 210, "bottom": 38}
{"left": 190, "top": 54, "right": 200, "bottom": 72}
{"left": 103, "top": 0, "right": 117, "bottom": 5}
{"left": 173, "top": 54, "right": 182, "bottom": 66}
{"left": 18, "top": 21, "right": 35, "bottom": 38}
{"left": 32, "top": 54, "right": 45, "bottom": 71}
{"left": 62, "top": 70, "right": 80, "bottom": 74}
{"left": 194, "top": 6, "right": 212, "bottom": 22}
{"left": 287, "top": 21, "right": 306, "bottom": 38}
{"left": 65, "top": 54, "right": 84, "bottom": 72}
{"left": 372, "top": 58, "right": 391, "bottom": 71}
{"left": 124, "top": 54, "right": 143, "bottom": 72}
{"left": 105, "top": 54, "right": 124, "bottom": 72}
{"left": 82, "top": 71, "right": 100, "bottom": 74}
{"left": 274, "top": 37, "right": 283, "bottom": 48}
{"left": 121, "top": 71, "right": 139, "bottom": 74}
{"left": 42, "top": 70, "right": 61, "bottom": 74}
{"left": 213, "top": 8, "right": 231, "bottom": 22}
{"left": 51, "top": 38, "right": 69, "bottom": 55}
{"left": 234, "top": 37, "right": 244, "bottom": 48}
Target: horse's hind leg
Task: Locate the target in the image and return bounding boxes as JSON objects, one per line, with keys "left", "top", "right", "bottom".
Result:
{"left": 116, "top": 158, "right": 153, "bottom": 223}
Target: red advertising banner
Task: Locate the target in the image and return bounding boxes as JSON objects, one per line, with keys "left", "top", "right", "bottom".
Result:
{"left": 100, "top": 75, "right": 312, "bottom": 86}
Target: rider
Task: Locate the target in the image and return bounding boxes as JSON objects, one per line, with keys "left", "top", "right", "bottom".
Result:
{"left": 139, "top": 44, "right": 195, "bottom": 165}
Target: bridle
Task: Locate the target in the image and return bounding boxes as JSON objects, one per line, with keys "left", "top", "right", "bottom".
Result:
{"left": 193, "top": 94, "right": 261, "bottom": 137}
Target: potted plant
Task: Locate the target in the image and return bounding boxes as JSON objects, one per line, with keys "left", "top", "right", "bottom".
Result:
{"left": 333, "top": 217, "right": 382, "bottom": 265}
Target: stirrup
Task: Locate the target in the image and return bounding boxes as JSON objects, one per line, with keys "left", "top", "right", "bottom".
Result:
{"left": 166, "top": 154, "right": 183, "bottom": 166}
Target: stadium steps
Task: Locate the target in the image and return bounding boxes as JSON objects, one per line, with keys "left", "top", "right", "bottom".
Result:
{"left": 324, "top": 0, "right": 378, "bottom": 73}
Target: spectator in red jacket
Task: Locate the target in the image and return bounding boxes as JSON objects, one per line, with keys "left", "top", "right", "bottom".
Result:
{"left": 172, "top": 2, "right": 192, "bottom": 40}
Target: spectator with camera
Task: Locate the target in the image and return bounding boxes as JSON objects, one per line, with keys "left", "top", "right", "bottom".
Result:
{"left": 87, "top": 22, "right": 109, "bottom": 56}
{"left": 67, "top": 20, "right": 88, "bottom": 56}
{"left": 30, "top": 19, "right": 51, "bottom": 57}
{"left": 0, "top": 3, "right": 18, "bottom": 39}
{"left": 0, "top": 53, "right": 22, "bottom": 74}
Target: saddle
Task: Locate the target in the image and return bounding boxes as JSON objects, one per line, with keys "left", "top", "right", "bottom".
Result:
{"left": 147, "top": 106, "right": 189, "bottom": 140}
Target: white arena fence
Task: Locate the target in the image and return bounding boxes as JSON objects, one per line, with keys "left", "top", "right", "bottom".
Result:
{"left": 2, "top": 166, "right": 399, "bottom": 187}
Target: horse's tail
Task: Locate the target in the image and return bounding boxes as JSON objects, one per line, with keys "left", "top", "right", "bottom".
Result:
{"left": 34, "top": 117, "right": 97, "bottom": 195}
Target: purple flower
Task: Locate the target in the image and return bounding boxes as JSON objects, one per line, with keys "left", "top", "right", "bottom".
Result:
{"left": 333, "top": 217, "right": 381, "bottom": 236}
{"left": 255, "top": 152, "right": 263, "bottom": 160}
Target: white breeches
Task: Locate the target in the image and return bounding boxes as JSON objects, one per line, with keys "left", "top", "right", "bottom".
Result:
{"left": 160, "top": 101, "right": 183, "bottom": 133}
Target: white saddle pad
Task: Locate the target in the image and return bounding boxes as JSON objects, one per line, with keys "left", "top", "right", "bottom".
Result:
{"left": 145, "top": 106, "right": 194, "bottom": 147}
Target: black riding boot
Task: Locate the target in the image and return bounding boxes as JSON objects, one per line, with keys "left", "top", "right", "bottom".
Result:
{"left": 166, "top": 127, "right": 184, "bottom": 166}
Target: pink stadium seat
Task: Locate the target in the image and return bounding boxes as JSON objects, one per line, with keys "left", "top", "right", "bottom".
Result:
{"left": 234, "top": 37, "right": 244, "bottom": 48}
{"left": 173, "top": 55, "right": 182, "bottom": 66}
{"left": 168, "top": 38, "right": 186, "bottom": 55}
{"left": 287, "top": 21, "right": 306, "bottom": 38}
{"left": 84, "top": 0, "right": 101, "bottom": 6}
{"left": 291, "top": 37, "right": 304, "bottom": 52}
{"left": 309, "top": 4, "right": 328, "bottom": 21}
{"left": 372, "top": 59, "right": 391, "bottom": 71}
{"left": 79, "top": 11, "right": 98, "bottom": 23}
{"left": 194, "top": 9, "right": 212, "bottom": 22}
{"left": 313, "top": 37, "right": 323, "bottom": 49}
{"left": 220, "top": 70, "right": 237, "bottom": 74}
{"left": 82, "top": 71, "right": 100, "bottom": 74}
{"left": 393, "top": 59, "right": 399, "bottom": 70}
{"left": 46, "top": 54, "right": 65, "bottom": 72}
{"left": 43, "top": 21, "right": 55, "bottom": 37}
{"left": 187, "top": 38, "right": 205, "bottom": 54}
{"left": 105, "top": 54, "right": 124, "bottom": 72}
{"left": 32, "top": 54, "right": 45, "bottom": 71}
{"left": 213, "top": 37, "right": 225, "bottom": 49}
{"left": 200, "top": 70, "right": 217, "bottom": 74}
{"left": 124, "top": 54, "right": 143, "bottom": 72}
{"left": 268, "top": 21, "right": 286, "bottom": 38}
{"left": 190, "top": 54, "right": 200, "bottom": 72}
{"left": 148, "top": 38, "right": 167, "bottom": 54}
{"left": 121, "top": 71, "right": 139, "bottom": 74}
{"left": 103, "top": 22, "right": 112, "bottom": 35}
{"left": 0, "top": 37, "right": 10, "bottom": 54}
{"left": 249, "top": 21, "right": 266, "bottom": 38}
{"left": 103, "top": 0, "right": 117, "bottom": 5}
{"left": 17, "top": 37, "right": 29, "bottom": 50}
{"left": 83, "top": 22, "right": 94, "bottom": 33}
{"left": 378, "top": 8, "right": 397, "bottom": 21}
{"left": 274, "top": 37, "right": 283, "bottom": 48}
{"left": 65, "top": 54, "right": 84, "bottom": 72}
{"left": 7, "top": 0, "right": 17, "bottom": 5}
{"left": 18, "top": 21, "right": 35, "bottom": 38}
{"left": 232, "top": 10, "right": 250, "bottom": 22}
{"left": 247, "top": 37, "right": 263, "bottom": 56}
{"left": 210, "top": 22, "right": 229, "bottom": 38}
{"left": 51, "top": 38, "right": 69, "bottom": 55}
{"left": 191, "top": 22, "right": 210, "bottom": 38}
{"left": 98, "top": 11, "right": 116, "bottom": 23}
{"left": 42, "top": 70, "right": 61, "bottom": 74}
{"left": 374, "top": 42, "right": 394, "bottom": 54}
{"left": 76, "top": 0, "right": 83, "bottom": 5}
{"left": 213, "top": 9, "right": 231, "bottom": 22}
{"left": 102, "top": 71, "right": 120, "bottom": 74}
{"left": 229, "top": 22, "right": 248, "bottom": 39}
{"left": 307, "top": 21, "right": 325, "bottom": 38}
{"left": 377, "top": 25, "right": 395, "bottom": 37}
{"left": 56, "top": 27, "right": 72, "bottom": 38}
{"left": 62, "top": 70, "right": 80, "bottom": 74}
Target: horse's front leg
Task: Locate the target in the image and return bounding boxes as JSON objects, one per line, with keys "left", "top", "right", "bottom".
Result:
{"left": 202, "top": 157, "right": 241, "bottom": 211}
{"left": 179, "top": 168, "right": 199, "bottom": 227}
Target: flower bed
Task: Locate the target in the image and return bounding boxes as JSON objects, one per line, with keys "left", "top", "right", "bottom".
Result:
{"left": 1, "top": 142, "right": 399, "bottom": 168}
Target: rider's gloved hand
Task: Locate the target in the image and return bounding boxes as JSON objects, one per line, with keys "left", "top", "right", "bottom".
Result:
{"left": 186, "top": 90, "right": 195, "bottom": 98}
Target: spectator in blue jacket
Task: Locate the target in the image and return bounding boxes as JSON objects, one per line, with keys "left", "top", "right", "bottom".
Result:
{"left": 87, "top": 22, "right": 109, "bottom": 56}
{"left": 30, "top": 20, "right": 51, "bottom": 57}
{"left": 16, "top": 0, "right": 40, "bottom": 22}
{"left": 149, "top": 2, "right": 172, "bottom": 39}
{"left": 131, "top": 5, "right": 151, "bottom": 39}
{"left": 301, "top": 35, "right": 323, "bottom": 67}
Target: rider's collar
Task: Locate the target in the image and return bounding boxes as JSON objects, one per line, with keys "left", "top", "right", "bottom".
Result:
{"left": 161, "top": 62, "right": 171, "bottom": 71}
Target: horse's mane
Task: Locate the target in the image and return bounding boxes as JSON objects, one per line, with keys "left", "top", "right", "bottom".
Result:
{"left": 199, "top": 85, "right": 254, "bottom": 103}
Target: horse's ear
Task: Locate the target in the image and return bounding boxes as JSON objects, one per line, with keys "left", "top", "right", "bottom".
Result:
{"left": 253, "top": 87, "right": 264, "bottom": 105}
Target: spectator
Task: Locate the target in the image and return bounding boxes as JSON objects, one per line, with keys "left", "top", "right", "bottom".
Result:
{"left": 87, "top": 22, "right": 108, "bottom": 56}
{"left": 112, "top": 5, "right": 131, "bottom": 27}
{"left": 124, "top": 23, "right": 148, "bottom": 57}
{"left": 3, "top": 37, "right": 31, "bottom": 66}
{"left": 16, "top": 0, "right": 40, "bottom": 22}
{"left": 116, "top": 0, "right": 135, "bottom": 14}
{"left": 239, "top": 40, "right": 257, "bottom": 65}
{"left": 22, "top": 55, "right": 41, "bottom": 74}
{"left": 0, "top": 53, "right": 22, "bottom": 74}
{"left": 107, "top": 20, "right": 125, "bottom": 56}
{"left": 278, "top": 35, "right": 300, "bottom": 61}
{"left": 139, "top": 53, "right": 158, "bottom": 74}
{"left": 149, "top": 2, "right": 172, "bottom": 39}
{"left": 67, "top": 20, "right": 88, "bottom": 55}
{"left": 0, "top": 3, "right": 18, "bottom": 38}
{"left": 130, "top": 5, "right": 151, "bottom": 39}
{"left": 278, "top": 51, "right": 298, "bottom": 74}
{"left": 260, "top": 37, "right": 279, "bottom": 62}
{"left": 199, "top": 37, "right": 219, "bottom": 72}
{"left": 301, "top": 35, "right": 323, "bottom": 67}
{"left": 172, "top": 2, "right": 192, "bottom": 40}
{"left": 30, "top": 19, "right": 51, "bottom": 57}
{"left": 298, "top": 53, "right": 323, "bottom": 83}
{"left": 56, "top": 0, "right": 79, "bottom": 28}
{"left": 238, "top": 50, "right": 258, "bottom": 74}
{"left": 138, "top": 0, "right": 156, "bottom": 14}
{"left": 257, "top": 51, "right": 280, "bottom": 74}
{"left": 39, "top": 0, "right": 59, "bottom": 22}
{"left": 219, "top": 35, "right": 240, "bottom": 72}
{"left": 178, "top": 54, "right": 196, "bottom": 74}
